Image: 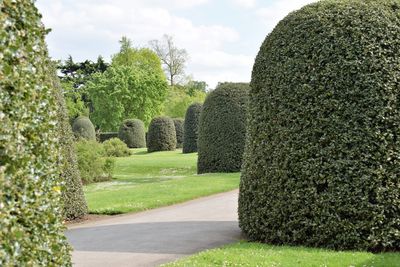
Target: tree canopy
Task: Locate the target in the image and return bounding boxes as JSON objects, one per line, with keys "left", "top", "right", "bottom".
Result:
{"left": 149, "top": 34, "right": 188, "bottom": 86}
{"left": 87, "top": 37, "right": 168, "bottom": 131}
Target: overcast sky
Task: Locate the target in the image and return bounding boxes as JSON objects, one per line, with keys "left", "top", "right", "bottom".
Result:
{"left": 37, "top": 0, "right": 318, "bottom": 88}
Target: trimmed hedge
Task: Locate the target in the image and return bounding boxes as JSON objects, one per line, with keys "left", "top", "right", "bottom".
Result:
{"left": 75, "top": 140, "right": 115, "bottom": 184}
{"left": 99, "top": 132, "right": 118, "bottom": 142}
{"left": 50, "top": 66, "right": 88, "bottom": 221}
{"left": 182, "top": 103, "right": 202, "bottom": 153}
{"left": 239, "top": 0, "right": 400, "bottom": 252}
{"left": 173, "top": 118, "right": 184, "bottom": 148}
{"left": 197, "top": 83, "right": 249, "bottom": 174}
{"left": 118, "top": 119, "right": 146, "bottom": 148}
{"left": 147, "top": 117, "right": 177, "bottom": 152}
{"left": 72, "top": 116, "right": 96, "bottom": 140}
{"left": 103, "top": 138, "right": 131, "bottom": 157}
{"left": 0, "top": 1, "right": 72, "bottom": 265}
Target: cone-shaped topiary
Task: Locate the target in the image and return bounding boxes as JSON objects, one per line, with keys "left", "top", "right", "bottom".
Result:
{"left": 147, "top": 117, "right": 177, "bottom": 152}
{"left": 118, "top": 119, "right": 146, "bottom": 148}
{"left": 50, "top": 66, "right": 88, "bottom": 221}
{"left": 182, "top": 103, "right": 202, "bottom": 153}
{"left": 239, "top": 0, "right": 400, "bottom": 251}
{"left": 0, "top": 1, "right": 71, "bottom": 264}
{"left": 72, "top": 116, "right": 96, "bottom": 140}
{"left": 197, "top": 83, "right": 249, "bottom": 174}
{"left": 173, "top": 118, "right": 184, "bottom": 148}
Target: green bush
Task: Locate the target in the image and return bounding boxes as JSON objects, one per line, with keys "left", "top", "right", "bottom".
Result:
{"left": 75, "top": 140, "right": 115, "bottom": 184}
{"left": 72, "top": 116, "right": 96, "bottom": 140}
{"left": 103, "top": 138, "right": 131, "bottom": 157}
{"left": 147, "top": 117, "right": 177, "bottom": 152}
{"left": 239, "top": 0, "right": 400, "bottom": 252}
{"left": 118, "top": 119, "right": 146, "bottom": 148}
{"left": 173, "top": 118, "right": 184, "bottom": 148}
{"left": 99, "top": 132, "right": 118, "bottom": 142}
{"left": 50, "top": 65, "right": 88, "bottom": 221}
{"left": 197, "top": 83, "right": 249, "bottom": 174}
{"left": 0, "top": 1, "right": 71, "bottom": 265}
{"left": 183, "top": 103, "right": 202, "bottom": 153}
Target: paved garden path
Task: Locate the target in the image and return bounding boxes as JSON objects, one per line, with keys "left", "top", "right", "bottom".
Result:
{"left": 67, "top": 190, "right": 241, "bottom": 267}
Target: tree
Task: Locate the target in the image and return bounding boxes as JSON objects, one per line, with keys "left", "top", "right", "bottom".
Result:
{"left": 87, "top": 37, "right": 168, "bottom": 131}
{"left": 162, "top": 85, "right": 206, "bottom": 118}
{"left": 58, "top": 56, "right": 109, "bottom": 121}
{"left": 58, "top": 55, "right": 109, "bottom": 89}
{"left": 186, "top": 80, "right": 208, "bottom": 96}
{"left": 149, "top": 34, "right": 188, "bottom": 86}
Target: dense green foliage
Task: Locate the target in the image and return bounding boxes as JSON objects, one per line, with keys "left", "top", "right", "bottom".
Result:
{"left": 173, "top": 118, "right": 184, "bottom": 148}
{"left": 72, "top": 116, "right": 96, "bottom": 140}
{"left": 50, "top": 66, "right": 87, "bottom": 221}
{"left": 162, "top": 85, "right": 206, "bottom": 118}
{"left": 197, "top": 83, "right": 249, "bottom": 174}
{"left": 0, "top": 1, "right": 71, "bottom": 264}
{"left": 118, "top": 119, "right": 146, "bottom": 148}
{"left": 103, "top": 138, "right": 131, "bottom": 157}
{"left": 183, "top": 103, "right": 202, "bottom": 153}
{"left": 58, "top": 56, "right": 108, "bottom": 122}
{"left": 239, "top": 0, "right": 400, "bottom": 251}
{"left": 147, "top": 117, "right": 177, "bottom": 152}
{"left": 58, "top": 55, "right": 109, "bottom": 89}
{"left": 75, "top": 140, "right": 115, "bottom": 184}
{"left": 88, "top": 38, "right": 168, "bottom": 131}
{"left": 99, "top": 132, "right": 119, "bottom": 142}
{"left": 186, "top": 80, "right": 208, "bottom": 96}
{"left": 62, "top": 80, "right": 90, "bottom": 123}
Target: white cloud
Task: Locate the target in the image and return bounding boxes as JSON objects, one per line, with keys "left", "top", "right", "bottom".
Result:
{"left": 36, "top": 0, "right": 247, "bottom": 87}
{"left": 234, "top": 0, "right": 257, "bottom": 9}
{"left": 256, "top": 0, "right": 318, "bottom": 30}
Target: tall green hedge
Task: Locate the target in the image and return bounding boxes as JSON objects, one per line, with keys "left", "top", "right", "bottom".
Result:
{"left": 118, "top": 119, "right": 146, "bottom": 148}
{"left": 147, "top": 117, "right": 177, "bottom": 152}
{"left": 182, "top": 103, "right": 202, "bottom": 153}
{"left": 72, "top": 116, "right": 96, "bottom": 140}
{"left": 99, "top": 132, "right": 118, "bottom": 142}
{"left": 197, "top": 83, "right": 249, "bottom": 174}
{"left": 173, "top": 118, "right": 184, "bottom": 148}
{"left": 0, "top": 1, "right": 71, "bottom": 265}
{"left": 239, "top": 0, "right": 400, "bottom": 251}
{"left": 50, "top": 66, "right": 88, "bottom": 221}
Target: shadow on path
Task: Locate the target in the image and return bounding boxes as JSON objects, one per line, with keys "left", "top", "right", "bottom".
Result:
{"left": 67, "top": 221, "right": 241, "bottom": 255}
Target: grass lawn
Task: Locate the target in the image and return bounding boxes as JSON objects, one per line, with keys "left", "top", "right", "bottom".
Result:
{"left": 164, "top": 241, "right": 400, "bottom": 267}
{"left": 84, "top": 148, "right": 240, "bottom": 214}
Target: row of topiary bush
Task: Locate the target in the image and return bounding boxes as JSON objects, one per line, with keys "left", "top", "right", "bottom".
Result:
{"left": 74, "top": 115, "right": 187, "bottom": 151}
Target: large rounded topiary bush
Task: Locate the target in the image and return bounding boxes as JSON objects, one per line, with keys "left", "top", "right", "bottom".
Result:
{"left": 182, "top": 103, "right": 202, "bottom": 153}
{"left": 239, "top": 0, "right": 400, "bottom": 252}
{"left": 72, "top": 116, "right": 96, "bottom": 140}
{"left": 197, "top": 83, "right": 249, "bottom": 174}
{"left": 147, "top": 117, "right": 177, "bottom": 152}
{"left": 118, "top": 119, "right": 146, "bottom": 148}
{"left": 0, "top": 1, "right": 71, "bottom": 265}
{"left": 173, "top": 118, "right": 184, "bottom": 148}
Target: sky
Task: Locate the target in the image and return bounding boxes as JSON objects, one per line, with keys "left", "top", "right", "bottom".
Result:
{"left": 36, "top": 0, "right": 318, "bottom": 89}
